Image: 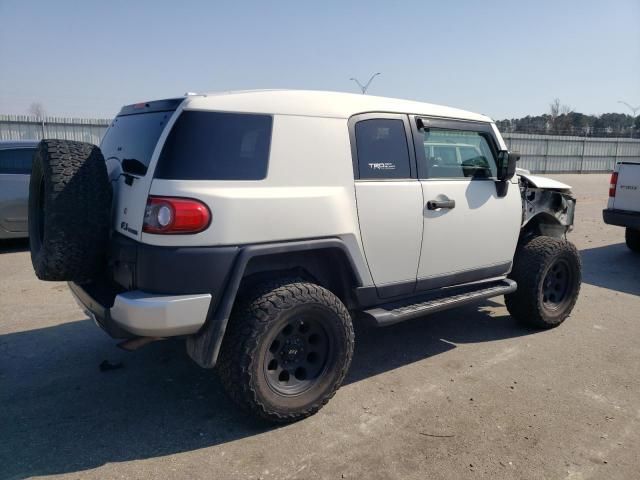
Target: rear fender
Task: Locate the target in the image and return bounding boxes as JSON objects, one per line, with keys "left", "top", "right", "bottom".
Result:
{"left": 185, "top": 238, "right": 363, "bottom": 368}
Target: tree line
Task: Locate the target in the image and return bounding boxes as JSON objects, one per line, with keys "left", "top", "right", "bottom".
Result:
{"left": 496, "top": 99, "right": 640, "bottom": 138}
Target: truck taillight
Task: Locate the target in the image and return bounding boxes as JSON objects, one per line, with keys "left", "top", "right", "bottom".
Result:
{"left": 143, "top": 196, "right": 211, "bottom": 234}
{"left": 609, "top": 172, "right": 618, "bottom": 197}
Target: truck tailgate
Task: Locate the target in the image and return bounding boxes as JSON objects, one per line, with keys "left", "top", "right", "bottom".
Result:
{"left": 613, "top": 163, "right": 640, "bottom": 212}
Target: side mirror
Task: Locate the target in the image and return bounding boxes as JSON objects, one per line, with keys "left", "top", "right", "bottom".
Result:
{"left": 496, "top": 151, "right": 519, "bottom": 181}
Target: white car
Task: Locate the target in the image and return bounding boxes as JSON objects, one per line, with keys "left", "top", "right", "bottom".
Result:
{"left": 603, "top": 161, "right": 640, "bottom": 252}
{"left": 27, "top": 90, "right": 581, "bottom": 422}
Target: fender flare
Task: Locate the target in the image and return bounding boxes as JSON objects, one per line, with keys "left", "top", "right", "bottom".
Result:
{"left": 186, "top": 238, "right": 363, "bottom": 368}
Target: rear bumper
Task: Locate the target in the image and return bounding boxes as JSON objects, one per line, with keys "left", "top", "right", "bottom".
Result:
{"left": 69, "top": 282, "right": 212, "bottom": 337}
{"left": 68, "top": 233, "right": 238, "bottom": 338}
{"left": 603, "top": 209, "right": 640, "bottom": 229}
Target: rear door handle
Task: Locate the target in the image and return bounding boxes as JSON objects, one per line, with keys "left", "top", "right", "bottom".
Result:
{"left": 426, "top": 198, "right": 456, "bottom": 210}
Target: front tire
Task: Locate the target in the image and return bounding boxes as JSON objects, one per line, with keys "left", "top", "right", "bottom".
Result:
{"left": 505, "top": 236, "right": 581, "bottom": 329}
{"left": 217, "top": 278, "right": 354, "bottom": 423}
{"left": 625, "top": 228, "right": 640, "bottom": 253}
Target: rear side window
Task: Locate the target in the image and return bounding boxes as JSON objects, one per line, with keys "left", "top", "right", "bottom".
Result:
{"left": 0, "top": 148, "right": 35, "bottom": 174}
{"left": 155, "top": 111, "right": 273, "bottom": 180}
{"left": 355, "top": 119, "right": 411, "bottom": 179}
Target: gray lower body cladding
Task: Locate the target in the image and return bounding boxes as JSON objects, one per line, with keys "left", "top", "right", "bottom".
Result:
{"left": 71, "top": 234, "right": 362, "bottom": 368}
{"left": 71, "top": 234, "right": 238, "bottom": 338}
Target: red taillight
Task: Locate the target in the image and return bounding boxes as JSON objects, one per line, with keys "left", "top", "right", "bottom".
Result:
{"left": 143, "top": 196, "right": 211, "bottom": 234}
{"left": 609, "top": 172, "right": 618, "bottom": 197}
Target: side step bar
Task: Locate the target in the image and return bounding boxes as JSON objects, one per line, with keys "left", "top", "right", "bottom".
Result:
{"left": 362, "top": 279, "right": 517, "bottom": 327}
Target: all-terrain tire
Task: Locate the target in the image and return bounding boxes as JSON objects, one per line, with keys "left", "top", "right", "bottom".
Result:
{"left": 505, "top": 236, "right": 581, "bottom": 329}
{"left": 625, "top": 228, "right": 640, "bottom": 253}
{"left": 29, "top": 139, "right": 112, "bottom": 282}
{"left": 216, "top": 278, "right": 354, "bottom": 423}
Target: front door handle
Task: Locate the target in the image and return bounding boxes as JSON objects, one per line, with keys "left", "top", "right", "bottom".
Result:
{"left": 426, "top": 198, "right": 456, "bottom": 210}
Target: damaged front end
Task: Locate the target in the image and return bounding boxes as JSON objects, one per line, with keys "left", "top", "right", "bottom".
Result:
{"left": 519, "top": 177, "right": 576, "bottom": 239}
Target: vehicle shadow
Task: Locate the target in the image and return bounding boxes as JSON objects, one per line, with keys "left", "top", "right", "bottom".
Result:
{"left": 580, "top": 243, "right": 640, "bottom": 296}
{"left": 0, "top": 238, "right": 29, "bottom": 254}
{"left": 0, "top": 301, "right": 534, "bottom": 479}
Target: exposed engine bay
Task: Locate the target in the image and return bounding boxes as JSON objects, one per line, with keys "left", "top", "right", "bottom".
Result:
{"left": 518, "top": 173, "right": 576, "bottom": 238}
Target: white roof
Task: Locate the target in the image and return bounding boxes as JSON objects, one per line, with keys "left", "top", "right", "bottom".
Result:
{"left": 181, "top": 90, "right": 492, "bottom": 123}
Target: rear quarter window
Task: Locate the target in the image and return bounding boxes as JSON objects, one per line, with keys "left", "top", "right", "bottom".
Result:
{"left": 155, "top": 111, "right": 273, "bottom": 180}
{"left": 0, "top": 148, "right": 35, "bottom": 174}
{"left": 354, "top": 119, "right": 411, "bottom": 179}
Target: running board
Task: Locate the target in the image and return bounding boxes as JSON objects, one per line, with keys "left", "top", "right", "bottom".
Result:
{"left": 362, "top": 279, "right": 517, "bottom": 327}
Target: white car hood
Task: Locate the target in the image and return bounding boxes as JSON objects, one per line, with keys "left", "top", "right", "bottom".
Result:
{"left": 516, "top": 168, "right": 571, "bottom": 190}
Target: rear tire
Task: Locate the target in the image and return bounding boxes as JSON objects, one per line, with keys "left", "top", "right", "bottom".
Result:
{"left": 29, "top": 140, "right": 112, "bottom": 282}
{"left": 505, "top": 236, "right": 581, "bottom": 329}
{"left": 217, "top": 278, "right": 354, "bottom": 423}
{"left": 625, "top": 228, "right": 640, "bottom": 253}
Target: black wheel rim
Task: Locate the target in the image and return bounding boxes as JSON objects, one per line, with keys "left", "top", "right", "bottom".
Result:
{"left": 263, "top": 316, "right": 331, "bottom": 396}
{"left": 542, "top": 258, "right": 572, "bottom": 311}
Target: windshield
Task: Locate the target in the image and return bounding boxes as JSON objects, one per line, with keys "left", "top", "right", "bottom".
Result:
{"left": 100, "top": 111, "right": 173, "bottom": 171}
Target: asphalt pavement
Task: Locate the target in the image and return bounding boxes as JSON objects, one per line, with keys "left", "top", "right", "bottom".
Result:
{"left": 1, "top": 174, "right": 639, "bottom": 480}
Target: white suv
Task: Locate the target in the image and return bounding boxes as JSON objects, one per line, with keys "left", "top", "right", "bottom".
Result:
{"left": 28, "top": 90, "right": 581, "bottom": 422}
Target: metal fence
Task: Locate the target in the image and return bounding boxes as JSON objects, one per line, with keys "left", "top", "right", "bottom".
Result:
{"left": 502, "top": 132, "right": 640, "bottom": 173}
{"left": 0, "top": 115, "right": 110, "bottom": 146}
{"left": 1, "top": 115, "right": 639, "bottom": 173}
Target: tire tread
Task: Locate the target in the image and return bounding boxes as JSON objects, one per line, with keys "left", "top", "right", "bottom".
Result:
{"left": 217, "top": 278, "right": 354, "bottom": 423}
{"left": 505, "top": 236, "right": 581, "bottom": 329}
{"left": 29, "top": 139, "right": 111, "bottom": 282}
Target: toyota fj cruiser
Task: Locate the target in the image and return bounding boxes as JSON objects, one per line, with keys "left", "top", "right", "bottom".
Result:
{"left": 28, "top": 90, "right": 581, "bottom": 422}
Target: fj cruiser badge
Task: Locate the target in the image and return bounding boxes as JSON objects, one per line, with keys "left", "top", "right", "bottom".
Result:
{"left": 120, "top": 221, "right": 138, "bottom": 235}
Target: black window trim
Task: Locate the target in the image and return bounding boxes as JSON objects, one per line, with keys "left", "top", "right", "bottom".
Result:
{"left": 348, "top": 112, "right": 417, "bottom": 181}
{"left": 409, "top": 115, "right": 501, "bottom": 181}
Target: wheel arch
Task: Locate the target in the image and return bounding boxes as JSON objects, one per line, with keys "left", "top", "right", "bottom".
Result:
{"left": 519, "top": 186, "right": 576, "bottom": 241}
{"left": 240, "top": 247, "right": 361, "bottom": 307}
{"left": 186, "top": 238, "right": 363, "bottom": 368}
{"left": 521, "top": 211, "right": 568, "bottom": 240}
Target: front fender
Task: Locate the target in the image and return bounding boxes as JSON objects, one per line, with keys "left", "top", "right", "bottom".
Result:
{"left": 517, "top": 172, "right": 572, "bottom": 190}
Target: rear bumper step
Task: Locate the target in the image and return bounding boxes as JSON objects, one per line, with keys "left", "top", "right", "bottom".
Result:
{"left": 362, "top": 279, "right": 517, "bottom": 327}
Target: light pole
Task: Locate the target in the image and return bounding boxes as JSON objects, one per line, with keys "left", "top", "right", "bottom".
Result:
{"left": 350, "top": 73, "right": 381, "bottom": 94}
{"left": 618, "top": 101, "right": 640, "bottom": 138}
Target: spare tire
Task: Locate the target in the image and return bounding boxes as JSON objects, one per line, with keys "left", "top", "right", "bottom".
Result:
{"left": 29, "top": 139, "right": 112, "bottom": 282}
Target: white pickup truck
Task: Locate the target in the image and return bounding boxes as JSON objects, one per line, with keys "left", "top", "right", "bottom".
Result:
{"left": 603, "top": 161, "right": 640, "bottom": 252}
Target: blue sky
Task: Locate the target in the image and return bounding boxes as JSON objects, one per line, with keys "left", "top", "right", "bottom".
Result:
{"left": 0, "top": 0, "right": 638, "bottom": 120}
